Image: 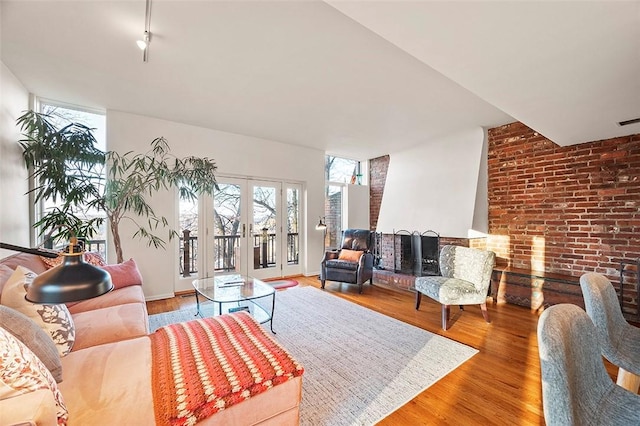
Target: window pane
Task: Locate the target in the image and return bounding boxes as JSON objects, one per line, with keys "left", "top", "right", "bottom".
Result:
{"left": 39, "top": 103, "right": 106, "bottom": 258}
{"left": 287, "top": 187, "right": 299, "bottom": 265}
{"left": 179, "top": 197, "right": 198, "bottom": 277}
{"left": 213, "top": 183, "right": 242, "bottom": 272}
{"left": 325, "top": 185, "right": 343, "bottom": 249}
{"left": 253, "top": 185, "right": 277, "bottom": 270}
{"left": 326, "top": 156, "right": 359, "bottom": 184}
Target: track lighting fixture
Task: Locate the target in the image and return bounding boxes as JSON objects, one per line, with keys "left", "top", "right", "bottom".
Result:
{"left": 137, "top": 0, "right": 152, "bottom": 62}
{"left": 136, "top": 31, "right": 150, "bottom": 51}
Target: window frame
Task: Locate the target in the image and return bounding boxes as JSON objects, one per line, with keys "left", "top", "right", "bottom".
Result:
{"left": 29, "top": 97, "right": 107, "bottom": 254}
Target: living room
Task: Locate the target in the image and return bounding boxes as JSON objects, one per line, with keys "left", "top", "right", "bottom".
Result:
{"left": 1, "top": 1, "right": 639, "bottom": 425}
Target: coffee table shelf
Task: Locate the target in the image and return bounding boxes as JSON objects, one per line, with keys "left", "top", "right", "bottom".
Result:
{"left": 192, "top": 274, "right": 276, "bottom": 333}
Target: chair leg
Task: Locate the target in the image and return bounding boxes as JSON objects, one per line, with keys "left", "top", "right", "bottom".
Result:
{"left": 617, "top": 368, "right": 640, "bottom": 393}
{"left": 358, "top": 282, "right": 363, "bottom": 294}
{"left": 415, "top": 292, "right": 422, "bottom": 310}
{"left": 442, "top": 304, "right": 450, "bottom": 330}
{"left": 321, "top": 279, "right": 326, "bottom": 290}
{"left": 480, "top": 302, "right": 491, "bottom": 323}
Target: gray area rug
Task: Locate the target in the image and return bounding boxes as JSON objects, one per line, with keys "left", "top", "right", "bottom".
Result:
{"left": 149, "top": 286, "right": 478, "bottom": 425}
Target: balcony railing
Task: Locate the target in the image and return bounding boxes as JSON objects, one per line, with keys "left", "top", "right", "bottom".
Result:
{"left": 179, "top": 232, "right": 299, "bottom": 276}
{"left": 85, "top": 239, "right": 106, "bottom": 257}
{"left": 73, "top": 235, "right": 298, "bottom": 277}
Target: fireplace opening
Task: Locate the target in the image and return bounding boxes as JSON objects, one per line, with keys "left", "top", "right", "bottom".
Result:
{"left": 392, "top": 230, "right": 440, "bottom": 277}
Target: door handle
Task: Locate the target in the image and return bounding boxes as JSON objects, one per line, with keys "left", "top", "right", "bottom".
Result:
{"left": 242, "top": 224, "right": 246, "bottom": 238}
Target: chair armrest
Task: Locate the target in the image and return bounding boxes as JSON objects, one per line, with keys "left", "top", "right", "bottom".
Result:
{"left": 359, "top": 252, "right": 374, "bottom": 269}
{"left": 321, "top": 250, "right": 340, "bottom": 263}
{"left": 0, "top": 389, "right": 58, "bottom": 426}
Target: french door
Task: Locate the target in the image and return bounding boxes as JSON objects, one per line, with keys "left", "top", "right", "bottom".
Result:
{"left": 208, "top": 177, "right": 302, "bottom": 280}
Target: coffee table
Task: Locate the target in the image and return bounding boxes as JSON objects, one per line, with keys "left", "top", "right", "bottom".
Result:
{"left": 192, "top": 274, "right": 276, "bottom": 333}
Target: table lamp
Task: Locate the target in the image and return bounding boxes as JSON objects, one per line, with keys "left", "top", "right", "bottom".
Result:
{"left": 0, "top": 237, "right": 113, "bottom": 304}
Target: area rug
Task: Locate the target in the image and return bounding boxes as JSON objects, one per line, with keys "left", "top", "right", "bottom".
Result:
{"left": 149, "top": 286, "right": 478, "bottom": 425}
{"left": 264, "top": 278, "right": 299, "bottom": 289}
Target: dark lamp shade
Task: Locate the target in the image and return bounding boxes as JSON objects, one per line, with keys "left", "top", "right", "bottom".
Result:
{"left": 25, "top": 253, "right": 114, "bottom": 304}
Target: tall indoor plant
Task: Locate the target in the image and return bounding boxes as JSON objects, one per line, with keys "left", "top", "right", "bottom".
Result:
{"left": 18, "top": 110, "right": 217, "bottom": 263}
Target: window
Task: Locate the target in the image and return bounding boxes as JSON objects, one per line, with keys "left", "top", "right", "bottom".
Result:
{"left": 37, "top": 101, "right": 107, "bottom": 258}
{"left": 326, "top": 156, "right": 362, "bottom": 184}
{"left": 324, "top": 156, "right": 364, "bottom": 248}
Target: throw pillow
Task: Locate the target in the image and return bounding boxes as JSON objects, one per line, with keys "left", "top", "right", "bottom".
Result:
{"left": 101, "top": 258, "right": 143, "bottom": 290}
{"left": 0, "top": 264, "right": 14, "bottom": 300}
{"left": 41, "top": 251, "right": 106, "bottom": 269}
{"left": 1, "top": 266, "right": 76, "bottom": 356}
{"left": 338, "top": 249, "right": 364, "bottom": 262}
{"left": 0, "top": 305, "right": 63, "bottom": 383}
{"left": 0, "top": 327, "right": 68, "bottom": 425}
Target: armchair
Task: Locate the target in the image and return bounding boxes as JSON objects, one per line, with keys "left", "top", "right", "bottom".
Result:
{"left": 415, "top": 245, "right": 496, "bottom": 330}
{"left": 580, "top": 272, "right": 640, "bottom": 392}
{"left": 320, "top": 229, "right": 374, "bottom": 294}
{"left": 538, "top": 304, "right": 640, "bottom": 425}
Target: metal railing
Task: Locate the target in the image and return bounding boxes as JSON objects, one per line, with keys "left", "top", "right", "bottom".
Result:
{"left": 85, "top": 239, "right": 106, "bottom": 256}
{"left": 79, "top": 234, "right": 299, "bottom": 277}
{"left": 619, "top": 259, "right": 640, "bottom": 322}
{"left": 179, "top": 232, "right": 299, "bottom": 275}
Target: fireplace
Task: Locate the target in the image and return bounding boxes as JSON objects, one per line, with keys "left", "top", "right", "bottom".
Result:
{"left": 391, "top": 230, "right": 440, "bottom": 277}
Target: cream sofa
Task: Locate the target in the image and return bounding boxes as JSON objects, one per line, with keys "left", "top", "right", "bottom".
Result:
{"left": 0, "top": 252, "right": 303, "bottom": 425}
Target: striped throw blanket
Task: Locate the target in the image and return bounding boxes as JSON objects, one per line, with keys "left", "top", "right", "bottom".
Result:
{"left": 150, "top": 312, "right": 304, "bottom": 426}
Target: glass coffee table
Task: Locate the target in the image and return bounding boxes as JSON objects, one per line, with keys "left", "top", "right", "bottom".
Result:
{"left": 192, "top": 274, "right": 276, "bottom": 333}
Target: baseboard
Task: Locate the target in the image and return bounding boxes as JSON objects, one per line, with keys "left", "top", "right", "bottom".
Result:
{"left": 144, "top": 293, "right": 175, "bottom": 302}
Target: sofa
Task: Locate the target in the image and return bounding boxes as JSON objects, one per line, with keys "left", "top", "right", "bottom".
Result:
{"left": 0, "top": 252, "right": 303, "bottom": 425}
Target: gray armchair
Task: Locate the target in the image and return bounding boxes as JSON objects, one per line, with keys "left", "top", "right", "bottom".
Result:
{"left": 320, "top": 229, "right": 374, "bottom": 294}
{"left": 538, "top": 304, "right": 640, "bottom": 425}
{"left": 580, "top": 272, "right": 640, "bottom": 392}
{"left": 415, "top": 245, "right": 496, "bottom": 330}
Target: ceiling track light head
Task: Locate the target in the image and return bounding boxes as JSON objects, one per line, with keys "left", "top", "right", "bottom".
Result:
{"left": 136, "top": 31, "right": 151, "bottom": 50}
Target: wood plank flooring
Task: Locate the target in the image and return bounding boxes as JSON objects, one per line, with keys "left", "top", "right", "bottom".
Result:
{"left": 146, "top": 276, "right": 620, "bottom": 425}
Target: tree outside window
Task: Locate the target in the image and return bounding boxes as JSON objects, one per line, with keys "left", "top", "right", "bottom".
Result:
{"left": 37, "top": 102, "right": 107, "bottom": 258}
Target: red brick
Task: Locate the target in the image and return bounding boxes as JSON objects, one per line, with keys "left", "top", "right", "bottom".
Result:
{"left": 487, "top": 122, "right": 640, "bottom": 319}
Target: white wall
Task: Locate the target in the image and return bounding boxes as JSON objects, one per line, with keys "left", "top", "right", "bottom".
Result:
{"left": 106, "top": 111, "right": 325, "bottom": 300}
{"left": 0, "top": 61, "right": 30, "bottom": 257}
{"left": 376, "top": 127, "right": 486, "bottom": 237}
{"left": 471, "top": 128, "right": 489, "bottom": 235}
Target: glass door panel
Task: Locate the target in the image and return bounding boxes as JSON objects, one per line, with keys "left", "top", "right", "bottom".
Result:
{"left": 283, "top": 184, "right": 302, "bottom": 276}
{"left": 249, "top": 181, "right": 280, "bottom": 279}
{"left": 213, "top": 180, "right": 244, "bottom": 274}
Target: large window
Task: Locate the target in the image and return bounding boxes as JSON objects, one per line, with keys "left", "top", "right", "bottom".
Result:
{"left": 37, "top": 101, "right": 107, "bottom": 257}
{"left": 324, "top": 155, "right": 363, "bottom": 248}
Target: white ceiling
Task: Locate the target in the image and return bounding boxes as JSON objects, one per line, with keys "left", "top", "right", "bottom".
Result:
{"left": 1, "top": 1, "right": 638, "bottom": 160}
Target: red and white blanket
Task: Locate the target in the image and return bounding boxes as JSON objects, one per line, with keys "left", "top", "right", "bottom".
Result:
{"left": 150, "top": 312, "right": 304, "bottom": 426}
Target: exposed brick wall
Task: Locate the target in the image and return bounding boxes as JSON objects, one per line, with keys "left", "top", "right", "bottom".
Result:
{"left": 369, "top": 155, "right": 390, "bottom": 231}
{"left": 487, "top": 122, "right": 640, "bottom": 318}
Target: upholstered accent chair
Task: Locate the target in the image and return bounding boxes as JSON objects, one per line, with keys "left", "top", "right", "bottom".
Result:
{"left": 580, "top": 272, "right": 640, "bottom": 392}
{"left": 415, "top": 245, "right": 496, "bottom": 330}
{"left": 320, "top": 229, "right": 374, "bottom": 294}
{"left": 538, "top": 304, "right": 640, "bottom": 425}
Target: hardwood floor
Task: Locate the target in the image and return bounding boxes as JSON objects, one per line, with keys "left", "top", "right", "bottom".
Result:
{"left": 146, "top": 276, "right": 620, "bottom": 425}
